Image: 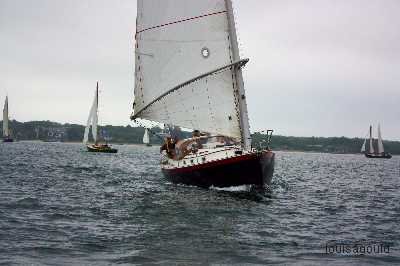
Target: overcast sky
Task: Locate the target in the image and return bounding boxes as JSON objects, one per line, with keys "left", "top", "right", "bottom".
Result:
{"left": 1, "top": 0, "right": 399, "bottom": 140}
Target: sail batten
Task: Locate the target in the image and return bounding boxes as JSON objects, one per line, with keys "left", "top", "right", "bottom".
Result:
{"left": 133, "top": 0, "right": 249, "bottom": 141}
{"left": 137, "top": 10, "right": 227, "bottom": 34}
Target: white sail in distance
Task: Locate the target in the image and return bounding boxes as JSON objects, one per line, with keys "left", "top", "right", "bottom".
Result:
{"left": 143, "top": 128, "right": 150, "bottom": 144}
{"left": 132, "top": 0, "right": 251, "bottom": 145}
{"left": 377, "top": 124, "right": 384, "bottom": 154}
{"left": 369, "top": 125, "right": 375, "bottom": 154}
{"left": 83, "top": 83, "right": 99, "bottom": 144}
{"left": 3, "top": 96, "right": 9, "bottom": 137}
{"left": 361, "top": 138, "right": 366, "bottom": 153}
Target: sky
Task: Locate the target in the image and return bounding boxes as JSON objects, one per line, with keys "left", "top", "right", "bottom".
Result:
{"left": 0, "top": 0, "right": 399, "bottom": 140}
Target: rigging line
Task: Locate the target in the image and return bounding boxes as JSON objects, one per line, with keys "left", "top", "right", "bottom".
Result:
{"left": 136, "top": 10, "right": 227, "bottom": 35}
{"left": 131, "top": 58, "right": 249, "bottom": 120}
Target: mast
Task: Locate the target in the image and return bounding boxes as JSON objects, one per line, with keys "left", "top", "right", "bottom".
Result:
{"left": 93, "top": 82, "right": 99, "bottom": 143}
{"left": 96, "top": 82, "right": 99, "bottom": 112}
{"left": 369, "top": 125, "right": 375, "bottom": 154}
{"left": 225, "top": 0, "right": 252, "bottom": 150}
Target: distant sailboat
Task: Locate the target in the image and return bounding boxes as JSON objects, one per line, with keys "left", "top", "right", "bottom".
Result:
{"left": 3, "top": 96, "right": 13, "bottom": 143}
{"left": 143, "top": 128, "right": 151, "bottom": 147}
{"left": 360, "top": 138, "right": 366, "bottom": 153}
{"left": 84, "top": 82, "right": 117, "bottom": 153}
{"left": 362, "top": 124, "right": 391, "bottom": 159}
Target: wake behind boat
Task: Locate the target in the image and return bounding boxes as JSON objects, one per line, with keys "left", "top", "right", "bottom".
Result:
{"left": 361, "top": 124, "right": 391, "bottom": 159}
{"left": 83, "top": 82, "right": 117, "bottom": 153}
{"left": 131, "top": 0, "right": 274, "bottom": 188}
{"left": 3, "top": 96, "right": 14, "bottom": 143}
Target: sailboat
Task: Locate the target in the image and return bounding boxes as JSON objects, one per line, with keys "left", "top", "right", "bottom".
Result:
{"left": 3, "top": 96, "right": 13, "bottom": 143}
{"left": 362, "top": 124, "right": 391, "bottom": 159}
{"left": 143, "top": 128, "right": 152, "bottom": 146}
{"left": 130, "top": 0, "right": 275, "bottom": 188}
{"left": 84, "top": 82, "right": 118, "bottom": 153}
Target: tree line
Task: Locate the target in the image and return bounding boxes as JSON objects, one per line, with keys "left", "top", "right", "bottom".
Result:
{"left": 1, "top": 120, "right": 399, "bottom": 154}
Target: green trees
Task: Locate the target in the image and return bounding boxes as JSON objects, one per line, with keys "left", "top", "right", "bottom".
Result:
{"left": 1, "top": 120, "right": 399, "bottom": 154}
{"left": 252, "top": 133, "right": 400, "bottom": 155}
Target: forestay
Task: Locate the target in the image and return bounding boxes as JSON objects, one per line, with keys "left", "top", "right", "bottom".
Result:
{"left": 132, "top": 0, "right": 248, "bottom": 140}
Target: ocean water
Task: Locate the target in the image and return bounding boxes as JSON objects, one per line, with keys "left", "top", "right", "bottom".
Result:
{"left": 0, "top": 142, "right": 399, "bottom": 265}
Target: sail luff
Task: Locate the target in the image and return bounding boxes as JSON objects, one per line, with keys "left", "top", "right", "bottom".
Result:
{"left": 377, "top": 123, "right": 384, "bottom": 154}
{"left": 3, "top": 96, "right": 9, "bottom": 138}
{"left": 369, "top": 125, "right": 375, "bottom": 154}
{"left": 224, "top": 0, "right": 251, "bottom": 150}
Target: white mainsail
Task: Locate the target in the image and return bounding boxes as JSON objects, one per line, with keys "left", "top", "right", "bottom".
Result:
{"left": 3, "top": 96, "right": 9, "bottom": 138}
{"left": 143, "top": 128, "right": 150, "bottom": 144}
{"left": 132, "top": 0, "right": 251, "bottom": 148}
{"left": 83, "top": 83, "right": 99, "bottom": 144}
{"left": 377, "top": 124, "right": 384, "bottom": 154}
{"left": 369, "top": 125, "right": 375, "bottom": 154}
{"left": 361, "top": 138, "right": 366, "bottom": 153}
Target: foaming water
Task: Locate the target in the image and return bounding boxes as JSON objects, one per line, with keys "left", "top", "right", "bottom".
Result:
{"left": 0, "top": 143, "right": 399, "bottom": 265}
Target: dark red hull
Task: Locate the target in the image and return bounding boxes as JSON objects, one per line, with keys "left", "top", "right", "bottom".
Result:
{"left": 3, "top": 138, "right": 13, "bottom": 143}
{"left": 162, "top": 151, "right": 275, "bottom": 188}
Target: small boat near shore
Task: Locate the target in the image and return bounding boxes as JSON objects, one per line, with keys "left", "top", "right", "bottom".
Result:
{"left": 361, "top": 124, "right": 391, "bottom": 159}
{"left": 143, "top": 128, "right": 152, "bottom": 147}
{"left": 83, "top": 82, "right": 118, "bottom": 153}
{"left": 87, "top": 143, "right": 117, "bottom": 153}
{"left": 3, "top": 96, "right": 14, "bottom": 143}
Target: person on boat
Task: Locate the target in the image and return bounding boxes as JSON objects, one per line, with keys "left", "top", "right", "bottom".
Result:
{"left": 160, "top": 137, "right": 176, "bottom": 158}
{"left": 192, "top": 130, "right": 201, "bottom": 138}
{"left": 192, "top": 130, "right": 206, "bottom": 149}
{"left": 173, "top": 132, "right": 204, "bottom": 160}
